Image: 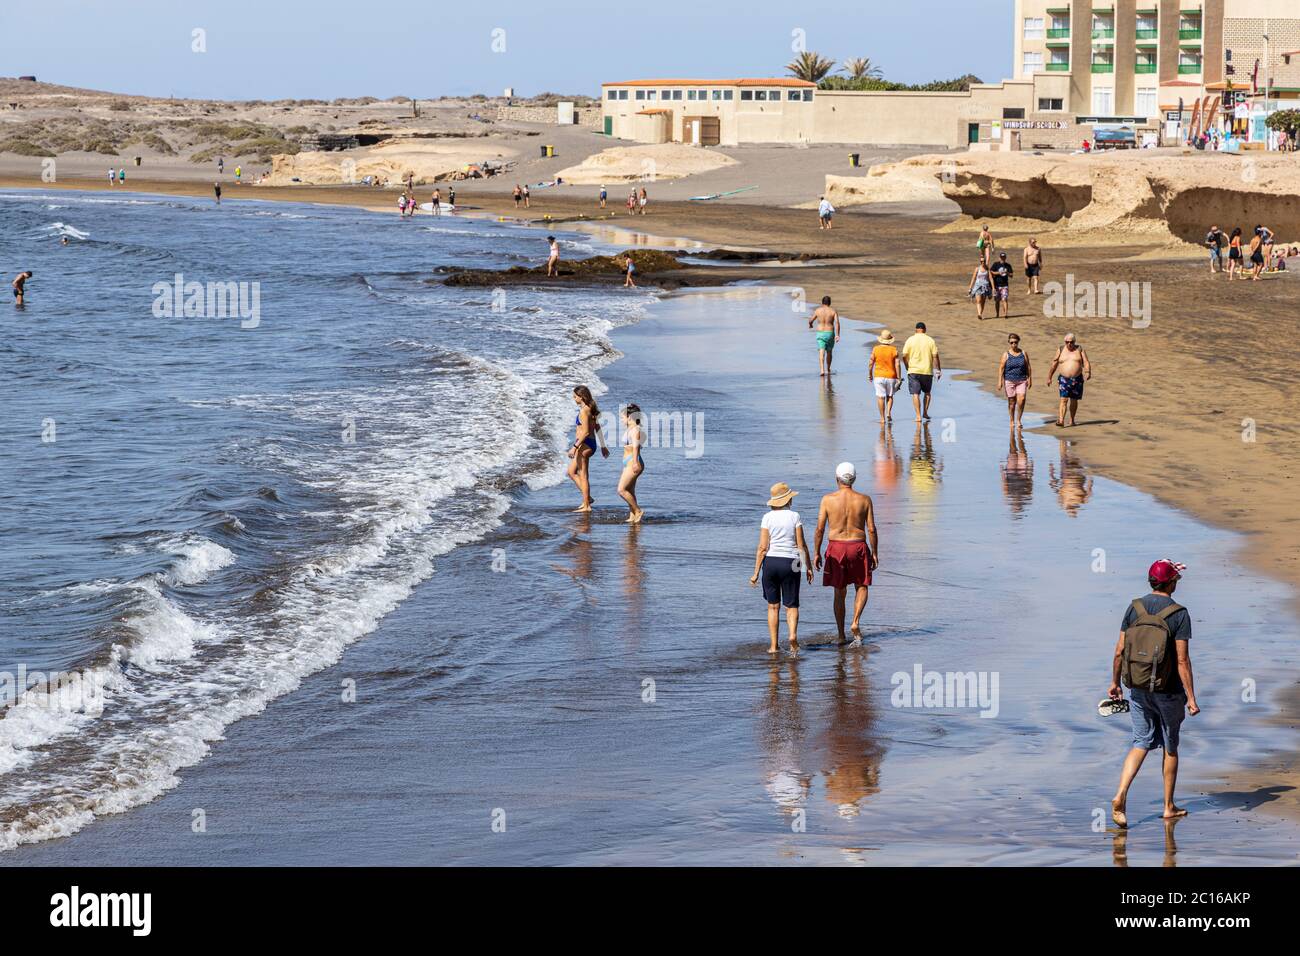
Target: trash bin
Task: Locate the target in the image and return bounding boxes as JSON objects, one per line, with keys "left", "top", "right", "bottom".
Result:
{"left": 849, "top": 152, "right": 860, "bottom": 167}
{"left": 134, "top": 156, "right": 142, "bottom": 166}
{"left": 541, "top": 145, "right": 554, "bottom": 158}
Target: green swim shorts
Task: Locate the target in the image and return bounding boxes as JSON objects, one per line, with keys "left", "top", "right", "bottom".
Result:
{"left": 816, "top": 330, "right": 835, "bottom": 351}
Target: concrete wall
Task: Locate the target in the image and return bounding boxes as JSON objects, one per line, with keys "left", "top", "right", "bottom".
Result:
{"left": 496, "top": 105, "right": 602, "bottom": 128}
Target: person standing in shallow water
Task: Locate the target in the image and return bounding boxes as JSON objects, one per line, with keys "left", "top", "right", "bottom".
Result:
{"left": 1108, "top": 559, "right": 1199, "bottom": 828}
{"left": 566, "top": 386, "right": 609, "bottom": 511}
{"left": 750, "top": 482, "right": 814, "bottom": 655}
{"left": 617, "top": 403, "right": 645, "bottom": 523}
{"left": 546, "top": 235, "right": 560, "bottom": 277}
{"left": 814, "top": 462, "right": 878, "bottom": 646}
{"left": 997, "top": 332, "right": 1032, "bottom": 429}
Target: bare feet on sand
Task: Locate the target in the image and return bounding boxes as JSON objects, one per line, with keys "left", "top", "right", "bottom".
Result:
{"left": 1111, "top": 800, "right": 1128, "bottom": 828}
{"left": 1163, "top": 805, "right": 1188, "bottom": 819}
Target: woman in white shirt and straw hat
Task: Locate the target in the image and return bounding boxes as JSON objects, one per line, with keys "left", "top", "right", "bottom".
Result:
{"left": 749, "top": 482, "right": 814, "bottom": 655}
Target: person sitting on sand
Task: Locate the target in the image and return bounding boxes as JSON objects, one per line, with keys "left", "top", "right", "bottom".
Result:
{"left": 868, "top": 329, "right": 902, "bottom": 424}
{"left": 749, "top": 482, "right": 814, "bottom": 655}
{"left": 12, "top": 270, "right": 32, "bottom": 306}
{"left": 623, "top": 254, "right": 636, "bottom": 288}
{"left": 968, "top": 256, "right": 992, "bottom": 320}
{"left": 1107, "top": 559, "right": 1199, "bottom": 828}
{"left": 546, "top": 235, "right": 561, "bottom": 277}
{"left": 1024, "top": 239, "right": 1044, "bottom": 294}
{"left": 818, "top": 196, "right": 835, "bottom": 230}
{"left": 901, "top": 322, "right": 941, "bottom": 422}
{"left": 807, "top": 295, "right": 840, "bottom": 377}
{"left": 990, "top": 251, "right": 1013, "bottom": 318}
{"left": 616, "top": 403, "right": 645, "bottom": 524}
{"left": 813, "top": 462, "right": 878, "bottom": 646}
{"left": 1046, "top": 332, "right": 1090, "bottom": 427}
{"left": 997, "top": 332, "right": 1032, "bottom": 430}
{"left": 566, "top": 385, "right": 609, "bottom": 511}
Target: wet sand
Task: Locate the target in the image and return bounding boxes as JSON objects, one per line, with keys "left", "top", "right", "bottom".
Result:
{"left": 7, "top": 285, "right": 1298, "bottom": 865}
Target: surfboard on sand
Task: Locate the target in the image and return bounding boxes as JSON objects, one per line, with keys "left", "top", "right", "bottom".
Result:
{"left": 416, "top": 203, "right": 457, "bottom": 212}
{"left": 689, "top": 185, "right": 758, "bottom": 201}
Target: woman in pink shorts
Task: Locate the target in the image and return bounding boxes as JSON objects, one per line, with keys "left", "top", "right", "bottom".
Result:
{"left": 997, "top": 332, "right": 1033, "bottom": 429}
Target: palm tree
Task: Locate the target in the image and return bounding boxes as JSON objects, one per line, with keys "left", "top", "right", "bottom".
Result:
{"left": 842, "top": 57, "right": 884, "bottom": 81}
{"left": 786, "top": 51, "right": 837, "bottom": 84}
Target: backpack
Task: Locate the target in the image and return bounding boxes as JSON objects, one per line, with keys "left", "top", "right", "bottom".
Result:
{"left": 1120, "top": 599, "right": 1183, "bottom": 692}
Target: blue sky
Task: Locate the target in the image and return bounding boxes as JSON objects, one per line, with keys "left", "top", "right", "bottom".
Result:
{"left": 1, "top": 0, "right": 1014, "bottom": 100}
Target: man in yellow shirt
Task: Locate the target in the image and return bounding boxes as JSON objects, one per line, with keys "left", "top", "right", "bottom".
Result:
{"left": 900, "top": 322, "right": 942, "bottom": 421}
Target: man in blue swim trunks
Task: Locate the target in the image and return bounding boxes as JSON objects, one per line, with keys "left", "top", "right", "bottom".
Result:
{"left": 807, "top": 295, "right": 840, "bottom": 377}
{"left": 1106, "top": 559, "right": 1199, "bottom": 827}
{"left": 1046, "top": 332, "right": 1090, "bottom": 427}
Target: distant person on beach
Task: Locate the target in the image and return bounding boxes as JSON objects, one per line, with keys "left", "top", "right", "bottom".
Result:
{"left": 235, "top": 165, "right": 241, "bottom": 183}
{"left": 1258, "top": 224, "right": 1274, "bottom": 271}
{"left": 567, "top": 385, "right": 609, "bottom": 511}
{"left": 546, "top": 235, "right": 560, "bottom": 277}
{"left": 1046, "top": 332, "right": 1090, "bottom": 427}
{"left": 214, "top": 182, "right": 222, "bottom": 205}
{"left": 617, "top": 403, "right": 645, "bottom": 524}
{"left": 1248, "top": 230, "right": 1265, "bottom": 280}
{"left": 990, "top": 252, "right": 1013, "bottom": 318}
{"left": 1024, "top": 239, "right": 1044, "bottom": 294}
{"left": 430, "top": 188, "right": 441, "bottom": 216}
{"left": 997, "top": 332, "right": 1033, "bottom": 429}
{"left": 622, "top": 255, "right": 636, "bottom": 288}
{"left": 108, "top": 167, "right": 115, "bottom": 187}
{"left": 218, "top": 157, "right": 224, "bottom": 175}
{"left": 868, "top": 329, "right": 902, "bottom": 424}
{"left": 1204, "top": 225, "right": 1224, "bottom": 275}
{"left": 599, "top": 185, "right": 607, "bottom": 209}
{"left": 750, "top": 482, "right": 814, "bottom": 655}
{"left": 627, "top": 189, "right": 637, "bottom": 214}
{"left": 901, "top": 322, "right": 941, "bottom": 421}
{"left": 977, "top": 224, "right": 995, "bottom": 266}
{"left": 814, "top": 462, "right": 878, "bottom": 646}
{"left": 638, "top": 187, "right": 648, "bottom": 215}
{"left": 1107, "top": 559, "right": 1199, "bottom": 828}
{"left": 513, "top": 184, "right": 523, "bottom": 208}
{"left": 448, "top": 186, "right": 455, "bottom": 207}
{"left": 522, "top": 184, "right": 531, "bottom": 208}
{"left": 12, "top": 271, "right": 32, "bottom": 306}
{"left": 397, "top": 194, "right": 407, "bottom": 217}
{"left": 807, "top": 295, "right": 840, "bottom": 377}
{"left": 968, "top": 257, "right": 992, "bottom": 319}
{"left": 117, "top": 168, "right": 125, "bottom": 186}
{"left": 818, "top": 196, "right": 835, "bottom": 230}
{"left": 1227, "top": 227, "right": 1244, "bottom": 280}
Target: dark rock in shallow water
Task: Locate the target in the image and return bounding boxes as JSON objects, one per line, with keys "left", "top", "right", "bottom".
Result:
{"left": 437, "top": 249, "right": 686, "bottom": 287}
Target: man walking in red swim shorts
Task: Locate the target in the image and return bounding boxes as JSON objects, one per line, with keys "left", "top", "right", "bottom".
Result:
{"left": 814, "top": 462, "right": 879, "bottom": 646}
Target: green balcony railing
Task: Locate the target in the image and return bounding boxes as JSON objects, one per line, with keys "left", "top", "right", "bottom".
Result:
{"left": 1047, "top": 28, "right": 1071, "bottom": 38}
{"left": 1135, "top": 28, "right": 1158, "bottom": 39}
{"left": 1177, "top": 63, "right": 1202, "bottom": 74}
{"left": 1135, "top": 63, "right": 1158, "bottom": 73}
{"left": 1046, "top": 62, "right": 1071, "bottom": 71}
{"left": 1093, "top": 28, "right": 1115, "bottom": 39}
{"left": 1179, "top": 28, "right": 1201, "bottom": 40}
{"left": 1092, "top": 63, "right": 1115, "bottom": 73}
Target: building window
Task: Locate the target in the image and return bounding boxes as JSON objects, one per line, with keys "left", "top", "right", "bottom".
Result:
{"left": 723, "top": 90, "right": 733, "bottom": 100}
{"left": 646, "top": 90, "right": 656, "bottom": 100}
{"left": 740, "top": 90, "right": 753, "bottom": 101}
{"left": 802, "top": 89, "right": 812, "bottom": 101}
{"left": 619, "top": 90, "right": 628, "bottom": 100}
{"left": 673, "top": 90, "right": 683, "bottom": 100}
{"left": 696, "top": 89, "right": 706, "bottom": 99}
{"left": 687, "top": 90, "right": 697, "bottom": 101}
{"left": 754, "top": 90, "right": 767, "bottom": 100}
{"left": 1092, "top": 87, "right": 1114, "bottom": 115}
{"left": 1023, "top": 17, "right": 1044, "bottom": 39}
{"left": 1022, "top": 51, "right": 1043, "bottom": 75}
{"left": 607, "top": 90, "right": 617, "bottom": 100}
{"left": 1003, "top": 107, "right": 1026, "bottom": 119}
{"left": 787, "top": 90, "right": 801, "bottom": 100}
{"left": 635, "top": 90, "right": 645, "bottom": 101}
{"left": 1135, "top": 88, "right": 1158, "bottom": 116}
{"left": 711, "top": 89, "right": 722, "bottom": 100}
{"left": 1037, "top": 97, "right": 1064, "bottom": 111}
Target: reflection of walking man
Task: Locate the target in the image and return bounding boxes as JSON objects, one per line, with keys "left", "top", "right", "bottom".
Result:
{"left": 1046, "top": 332, "right": 1091, "bottom": 427}
{"left": 814, "top": 462, "right": 878, "bottom": 646}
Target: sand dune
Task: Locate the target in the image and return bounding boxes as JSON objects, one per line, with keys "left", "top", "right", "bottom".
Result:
{"left": 266, "top": 139, "right": 518, "bottom": 186}
{"left": 554, "top": 143, "right": 737, "bottom": 184}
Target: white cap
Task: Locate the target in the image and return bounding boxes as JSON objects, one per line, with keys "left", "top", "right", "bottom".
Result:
{"left": 835, "top": 461, "right": 857, "bottom": 484}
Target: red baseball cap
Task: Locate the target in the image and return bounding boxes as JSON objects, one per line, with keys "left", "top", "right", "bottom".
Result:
{"left": 1148, "top": 559, "right": 1185, "bottom": 584}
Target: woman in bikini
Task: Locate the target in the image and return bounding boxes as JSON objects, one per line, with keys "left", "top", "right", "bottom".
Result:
{"left": 617, "top": 403, "right": 645, "bottom": 523}
{"left": 1227, "top": 227, "right": 1243, "bottom": 281}
{"left": 567, "top": 385, "right": 609, "bottom": 511}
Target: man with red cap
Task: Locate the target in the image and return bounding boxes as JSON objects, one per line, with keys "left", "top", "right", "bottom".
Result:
{"left": 1107, "top": 559, "right": 1200, "bottom": 828}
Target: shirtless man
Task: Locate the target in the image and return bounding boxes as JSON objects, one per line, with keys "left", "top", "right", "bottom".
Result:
{"left": 12, "top": 270, "right": 31, "bottom": 306}
{"left": 1024, "top": 238, "right": 1045, "bottom": 293}
{"left": 1024, "top": 239, "right": 1044, "bottom": 294}
{"left": 814, "top": 462, "right": 879, "bottom": 646}
{"left": 807, "top": 295, "right": 840, "bottom": 377}
{"left": 1046, "top": 332, "right": 1092, "bottom": 427}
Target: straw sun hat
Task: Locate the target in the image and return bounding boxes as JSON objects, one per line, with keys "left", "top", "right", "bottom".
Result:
{"left": 876, "top": 329, "right": 895, "bottom": 344}
{"left": 767, "top": 482, "right": 798, "bottom": 507}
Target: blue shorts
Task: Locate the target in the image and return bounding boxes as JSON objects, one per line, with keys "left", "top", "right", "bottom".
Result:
{"left": 1059, "top": 375, "right": 1084, "bottom": 400}
{"left": 1129, "top": 688, "right": 1187, "bottom": 754}
{"left": 761, "top": 556, "right": 801, "bottom": 608}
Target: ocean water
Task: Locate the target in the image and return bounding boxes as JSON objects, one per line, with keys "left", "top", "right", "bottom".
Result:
{"left": 0, "top": 190, "right": 646, "bottom": 850}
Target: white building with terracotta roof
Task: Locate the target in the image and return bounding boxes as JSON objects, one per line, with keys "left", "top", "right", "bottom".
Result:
{"left": 601, "top": 78, "right": 816, "bottom": 145}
